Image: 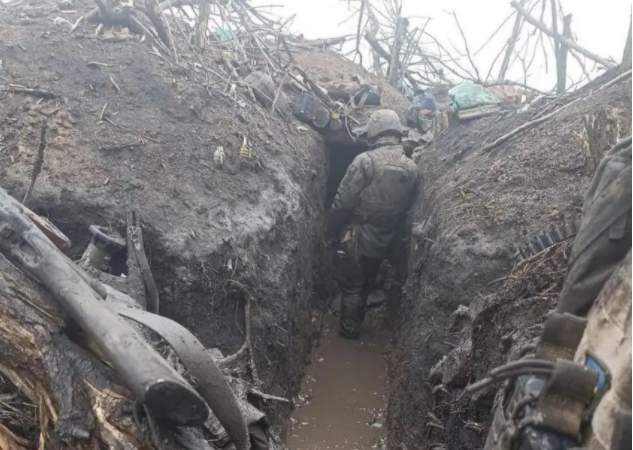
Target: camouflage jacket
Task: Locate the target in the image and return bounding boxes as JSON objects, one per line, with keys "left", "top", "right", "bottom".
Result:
{"left": 332, "top": 144, "right": 418, "bottom": 258}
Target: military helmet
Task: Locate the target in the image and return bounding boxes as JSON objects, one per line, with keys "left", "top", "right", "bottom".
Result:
{"left": 367, "top": 109, "right": 403, "bottom": 141}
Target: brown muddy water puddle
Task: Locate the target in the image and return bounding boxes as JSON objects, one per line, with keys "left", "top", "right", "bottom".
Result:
{"left": 287, "top": 313, "right": 391, "bottom": 450}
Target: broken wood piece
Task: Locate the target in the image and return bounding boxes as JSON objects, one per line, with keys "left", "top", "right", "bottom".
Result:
{"left": 481, "top": 69, "right": 631, "bottom": 153}
{"left": 21, "top": 204, "right": 71, "bottom": 251}
{"left": 98, "top": 102, "right": 108, "bottom": 122}
{"left": 249, "top": 389, "right": 290, "bottom": 403}
{"left": 302, "top": 36, "right": 347, "bottom": 49}
{"left": 69, "top": 13, "right": 85, "bottom": 33}
{"left": 22, "top": 122, "right": 47, "bottom": 206}
{"left": 511, "top": 1, "right": 616, "bottom": 68}
{"left": 109, "top": 76, "right": 120, "bottom": 92}
{"left": 457, "top": 105, "right": 501, "bottom": 121}
{"left": 1, "top": 85, "right": 56, "bottom": 99}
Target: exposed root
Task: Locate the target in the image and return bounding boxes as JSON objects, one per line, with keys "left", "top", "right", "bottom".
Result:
{"left": 228, "top": 281, "right": 261, "bottom": 387}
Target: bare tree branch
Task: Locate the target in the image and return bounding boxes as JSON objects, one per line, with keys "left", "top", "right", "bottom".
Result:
{"left": 511, "top": 0, "right": 616, "bottom": 68}
{"left": 452, "top": 12, "right": 481, "bottom": 81}
{"left": 196, "top": 0, "right": 209, "bottom": 49}
{"left": 498, "top": 1, "right": 526, "bottom": 81}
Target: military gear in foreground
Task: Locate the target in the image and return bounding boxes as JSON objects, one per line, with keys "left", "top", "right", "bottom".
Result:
{"left": 366, "top": 109, "right": 403, "bottom": 141}
{"left": 476, "top": 252, "right": 632, "bottom": 450}
{"left": 476, "top": 138, "right": 633, "bottom": 450}
{"left": 331, "top": 110, "right": 417, "bottom": 336}
{"left": 557, "top": 137, "right": 632, "bottom": 316}
{"left": 0, "top": 186, "right": 251, "bottom": 450}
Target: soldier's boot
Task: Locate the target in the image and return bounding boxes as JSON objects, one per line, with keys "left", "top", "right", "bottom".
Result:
{"left": 340, "top": 291, "right": 365, "bottom": 339}
{"left": 336, "top": 242, "right": 368, "bottom": 339}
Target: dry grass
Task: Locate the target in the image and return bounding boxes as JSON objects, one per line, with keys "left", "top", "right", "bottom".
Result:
{"left": 0, "top": 374, "right": 39, "bottom": 446}
{"left": 490, "top": 239, "right": 573, "bottom": 302}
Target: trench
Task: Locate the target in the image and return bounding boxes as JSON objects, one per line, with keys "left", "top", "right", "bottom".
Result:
{"left": 13, "top": 136, "right": 403, "bottom": 449}
{"left": 287, "top": 314, "right": 391, "bottom": 450}
{"left": 285, "top": 138, "right": 393, "bottom": 449}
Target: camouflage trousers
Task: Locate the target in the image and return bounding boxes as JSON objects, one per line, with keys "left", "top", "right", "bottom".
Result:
{"left": 336, "top": 234, "right": 406, "bottom": 337}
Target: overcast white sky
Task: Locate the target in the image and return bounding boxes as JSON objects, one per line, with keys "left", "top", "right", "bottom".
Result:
{"left": 252, "top": 0, "right": 632, "bottom": 90}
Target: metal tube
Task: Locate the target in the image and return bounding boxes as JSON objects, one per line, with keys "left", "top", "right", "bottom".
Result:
{"left": 0, "top": 191, "right": 208, "bottom": 426}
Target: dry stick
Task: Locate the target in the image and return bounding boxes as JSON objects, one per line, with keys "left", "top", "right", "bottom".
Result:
{"left": 475, "top": 10, "right": 515, "bottom": 56}
{"left": 484, "top": 80, "right": 550, "bottom": 96}
{"left": 388, "top": 12, "right": 406, "bottom": 87}
{"left": 405, "top": 32, "right": 456, "bottom": 85}
{"left": 250, "top": 389, "right": 290, "bottom": 403}
{"left": 452, "top": 12, "right": 481, "bottom": 81}
{"left": 103, "top": 117, "right": 162, "bottom": 143}
{"left": 569, "top": 49, "right": 591, "bottom": 83}
{"left": 481, "top": 69, "right": 632, "bottom": 153}
{"left": 485, "top": 40, "right": 509, "bottom": 82}
{"left": 525, "top": 27, "right": 544, "bottom": 77}
{"left": 2, "top": 85, "right": 56, "bottom": 99}
{"left": 421, "top": 31, "right": 477, "bottom": 80}
{"left": 556, "top": 14, "right": 572, "bottom": 94}
{"left": 23, "top": 123, "right": 48, "bottom": 206}
{"left": 196, "top": 0, "right": 210, "bottom": 49}
{"left": 498, "top": 1, "right": 526, "bottom": 81}
{"left": 365, "top": 3, "right": 384, "bottom": 77}
{"left": 511, "top": 1, "right": 615, "bottom": 68}
{"left": 145, "top": 0, "right": 177, "bottom": 58}
{"left": 131, "top": 15, "right": 171, "bottom": 56}
{"left": 353, "top": 0, "right": 366, "bottom": 64}
{"left": 270, "top": 70, "right": 288, "bottom": 113}
{"left": 550, "top": 0, "right": 559, "bottom": 60}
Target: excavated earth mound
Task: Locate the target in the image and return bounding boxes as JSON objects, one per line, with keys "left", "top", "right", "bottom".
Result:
{"left": 0, "top": 5, "right": 332, "bottom": 431}
{"left": 388, "top": 71, "right": 632, "bottom": 450}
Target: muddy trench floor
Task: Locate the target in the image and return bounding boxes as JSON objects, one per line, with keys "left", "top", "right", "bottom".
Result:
{"left": 286, "top": 311, "right": 391, "bottom": 450}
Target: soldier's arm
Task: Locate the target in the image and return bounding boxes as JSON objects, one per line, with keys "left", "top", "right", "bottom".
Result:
{"left": 332, "top": 153, "right": 372, "bottom": 211}
{"left": 327, "top": 154, "right": 372, "bottom": 238}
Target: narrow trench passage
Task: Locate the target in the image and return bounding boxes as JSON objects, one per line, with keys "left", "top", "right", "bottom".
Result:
{"left": 287, "top": 314, "right": 391, "bottom": 450}
{"left": 287, "top": 140, "right": 391, "bottom": 449}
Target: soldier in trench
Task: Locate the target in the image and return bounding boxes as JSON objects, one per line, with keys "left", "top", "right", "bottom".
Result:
{"left": 327, "top": 109, "right": 418, "bottom": 339}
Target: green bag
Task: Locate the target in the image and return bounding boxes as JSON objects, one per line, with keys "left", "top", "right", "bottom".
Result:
{"left": 448, "top": 80, "right": 500, "bottom": 111}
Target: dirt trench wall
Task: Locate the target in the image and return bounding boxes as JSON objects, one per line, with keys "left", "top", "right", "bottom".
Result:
{"left": 0, "top": 16, "right": 331, "bottom": 429}
{"left": 387, "top": 75, "right": 632, "bottom": 450}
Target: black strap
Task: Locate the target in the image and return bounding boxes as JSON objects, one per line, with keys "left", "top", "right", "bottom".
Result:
{"left": 130, "top": 228, "right": 159, "bottom": 314}
{"left": 115, "top": 306, "right": 249, "bottom": 450}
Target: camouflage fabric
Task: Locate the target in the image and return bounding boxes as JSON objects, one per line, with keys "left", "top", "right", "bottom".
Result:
{"left": 557, "top": 137, "right": 632, "bottom": 316}
{"left": 336, "top": 231, "right": 407, "bottom": 337}
{"left": 331, "top": 143, "right": 417, "bottom": 335}
{"left": 331, "top": 144, "right": 418, "bottom": 259}
{"left": 482, "top": 138, "right": 633, "bottom": 450}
